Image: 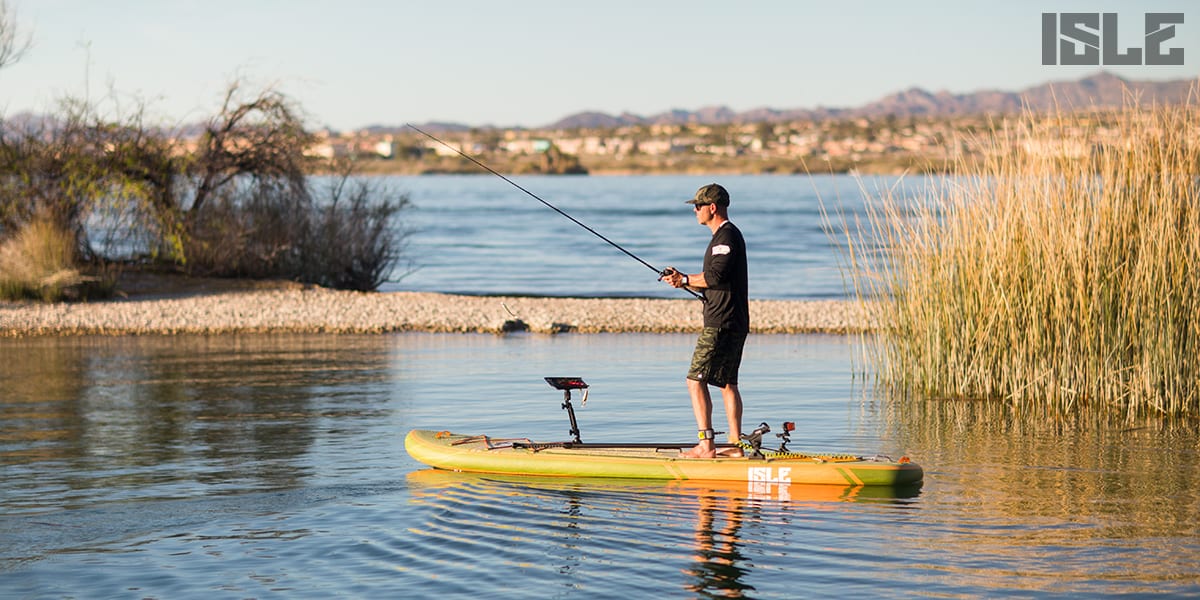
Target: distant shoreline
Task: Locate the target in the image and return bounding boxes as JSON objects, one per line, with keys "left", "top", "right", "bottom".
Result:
{"left": 0, "top": 286, "right": 872, "bottom": 337}
{"left": 344, "top": 154, "right": 935, "bottom": 177}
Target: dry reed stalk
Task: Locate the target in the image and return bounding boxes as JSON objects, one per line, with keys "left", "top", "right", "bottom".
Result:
{"left": 850, "top": 94, "right": 1200, "bottom": 421}
{"left": 0, "top": 217, "right": 79, "bottom": 301}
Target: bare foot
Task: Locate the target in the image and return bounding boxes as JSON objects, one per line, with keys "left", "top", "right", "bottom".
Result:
{"left": 717, "top": 447, "right": 744, "bottom": 458}
{"left": 680, "top": 441, "right": 717, "bottom": 459}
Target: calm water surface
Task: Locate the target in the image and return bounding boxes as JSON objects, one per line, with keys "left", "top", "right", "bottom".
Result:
{"left": 2, "top": 333, "right": 1199, "bottom": 598}
{"left": 383, "top": 174, "right": 903, "bottom": 299}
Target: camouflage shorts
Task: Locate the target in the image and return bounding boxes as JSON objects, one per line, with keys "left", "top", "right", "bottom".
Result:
{"left": 686, "top": 327, "right": 748, "bottom": 388}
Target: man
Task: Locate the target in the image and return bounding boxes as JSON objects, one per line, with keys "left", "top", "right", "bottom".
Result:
{"left": 662, "top": 183, "right": 749, "bottom": 458}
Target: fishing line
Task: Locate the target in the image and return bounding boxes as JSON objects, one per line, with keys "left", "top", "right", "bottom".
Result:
{"left": 406, "top": 124, "right": 703, "bottom": 301}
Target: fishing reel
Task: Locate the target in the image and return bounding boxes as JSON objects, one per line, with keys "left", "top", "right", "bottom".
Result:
{"left": 658, "top": 267, "right": 706, "bottom": 301}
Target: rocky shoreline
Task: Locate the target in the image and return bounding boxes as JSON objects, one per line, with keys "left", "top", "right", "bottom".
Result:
{"left": 0, "top": 287, "right": 873, "bottom": 337}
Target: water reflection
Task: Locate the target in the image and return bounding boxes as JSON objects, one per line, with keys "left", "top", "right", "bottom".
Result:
{"left": 4, "top": 332, "right": 1200, "bottom": 596}
{"left": 406, "top": 469, "right": 921, "bottom": 597}
{"left": 888, "top": 398, "right": 1200, "bottom": 532}
{"left": 685, "top": 493, "right": 753, "bottom": 598}
{"left": 0, "top": 335, "right": 393, "bottom": 511}
{"left": 881, "top": 397, "right": 1200, "bottom": 594}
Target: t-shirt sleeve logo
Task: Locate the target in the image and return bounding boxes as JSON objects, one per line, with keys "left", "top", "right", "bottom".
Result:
{"left": 711, "top": 244, "right": 731, "bottom": 256}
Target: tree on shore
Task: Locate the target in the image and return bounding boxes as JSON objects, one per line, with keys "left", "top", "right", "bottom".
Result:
{"left": 0, "top": 35, "right": 409, "bottom": 299}
{"left": 189, "top": 84, "right": 313, "bottom": 220}
{"left": 0, "top": 0, "right": 29, "bottom": 71}
{"left": 183, "top": 82, "right": 409, "bottom": 291}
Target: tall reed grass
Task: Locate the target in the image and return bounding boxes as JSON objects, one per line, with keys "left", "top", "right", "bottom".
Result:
{"left": 848, "top": 96, "right": 1200, "bottom": 421}
{"left": 0, "top": 217, "right": 80, "bottom": 301}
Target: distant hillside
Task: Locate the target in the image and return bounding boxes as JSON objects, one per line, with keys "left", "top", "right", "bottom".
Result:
{"left": 545, "top": 72, "right": 1196, "bottom": 129}
{"left": 360, "top": 121, "right": 479, "bottom": 135}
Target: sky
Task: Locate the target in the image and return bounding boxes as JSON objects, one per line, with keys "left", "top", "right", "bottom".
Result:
{"left": 0, "top": 0, "right": 1197, "bottom": 131}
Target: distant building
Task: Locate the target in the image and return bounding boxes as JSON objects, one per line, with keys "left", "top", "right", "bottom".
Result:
{"left": 374, "top": 137, "right": 398, "bottom": 159}
{"left": 500, "top": 138, "right": 551, "bottom": 154}
{"left": 306, "top": 140, "right": 354, "bottom": 159}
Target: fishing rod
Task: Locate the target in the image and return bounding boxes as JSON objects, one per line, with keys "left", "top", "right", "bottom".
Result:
{"left": 406, "top": 124, "right": 703, "bottom": 301}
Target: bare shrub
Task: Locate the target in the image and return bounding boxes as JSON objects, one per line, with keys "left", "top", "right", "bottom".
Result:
{"left": 184, "top": 172, "right": 409, "bottom": 291}
{"left": 305, "top": 175, "right": 410, "bottom": 291}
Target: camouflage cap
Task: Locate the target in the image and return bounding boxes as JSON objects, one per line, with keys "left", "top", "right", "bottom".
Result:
{"left": 686, "top": 183, "right": 730, "bottom": 206}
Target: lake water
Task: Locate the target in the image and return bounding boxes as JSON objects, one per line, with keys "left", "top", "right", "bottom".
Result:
{"left": 3, "top": 333, "right": 1199, "bottom": 598}
{"left": 382, "top": 174, "right": 898, "bottom": 299}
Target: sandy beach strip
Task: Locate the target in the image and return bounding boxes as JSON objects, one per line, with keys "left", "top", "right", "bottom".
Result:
{"left": 0, "top": 288, "right": 873, "bottom": 337}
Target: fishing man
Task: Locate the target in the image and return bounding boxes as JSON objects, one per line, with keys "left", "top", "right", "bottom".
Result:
{"left": 662, "top": 183, "right": 749, "bottom": 459}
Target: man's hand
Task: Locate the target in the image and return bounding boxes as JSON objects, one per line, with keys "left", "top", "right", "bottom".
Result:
{"left": 660, "top": 267, "right": 687, "bottom": 288}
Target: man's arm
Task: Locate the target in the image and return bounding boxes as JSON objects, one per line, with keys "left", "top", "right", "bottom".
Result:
{"left": 700, "top": 228, "right": 738, "bottom": 289}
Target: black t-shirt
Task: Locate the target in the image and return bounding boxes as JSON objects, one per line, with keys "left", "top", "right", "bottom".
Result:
{"left": 701, "top": 222, "right": 749, "bottom": 331}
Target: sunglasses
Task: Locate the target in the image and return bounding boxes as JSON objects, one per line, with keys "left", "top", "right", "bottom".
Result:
{"left": 692, "top": 203, "right": 712, "bottom": 211}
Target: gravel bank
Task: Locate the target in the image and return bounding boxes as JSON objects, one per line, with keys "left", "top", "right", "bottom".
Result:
{"left": 0, "top": 289, "right": 874, "bottom": 337}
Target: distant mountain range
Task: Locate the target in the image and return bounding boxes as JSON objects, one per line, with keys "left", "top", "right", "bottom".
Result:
{"left": 398, "top": 72, "right": 1195, "bottom": 133}
{"left": 7, "top": 72, "right": 1191, "bottom": 136}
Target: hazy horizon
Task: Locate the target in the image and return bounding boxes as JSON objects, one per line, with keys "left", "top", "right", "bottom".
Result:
{"left": 0, "top": 1, "right": 1196, "bottom": 130}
